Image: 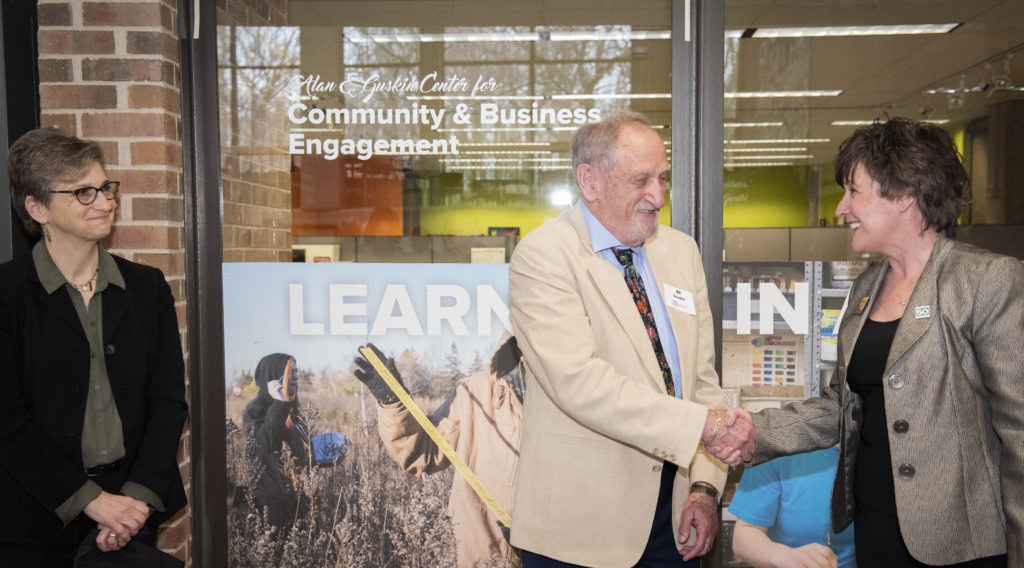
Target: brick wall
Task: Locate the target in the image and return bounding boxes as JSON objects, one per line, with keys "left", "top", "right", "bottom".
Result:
{"left": 36, "top": 0, "right": 191, "bottom": 563}
{"left": 217, "top": 0, "right": 293, "bottom": 262}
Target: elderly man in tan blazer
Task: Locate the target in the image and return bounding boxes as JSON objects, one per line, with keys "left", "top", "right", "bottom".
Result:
{"left": 509, "top": 113, "right": 753, "bottom": 568}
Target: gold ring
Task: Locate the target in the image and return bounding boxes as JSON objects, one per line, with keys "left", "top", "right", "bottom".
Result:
{"left": 107, "top": 533, "right": 118, "bottom": 542}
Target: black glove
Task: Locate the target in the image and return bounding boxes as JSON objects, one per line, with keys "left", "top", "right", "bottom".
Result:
{"left": 354, "top": 343, "right": 406, "bottom": 405}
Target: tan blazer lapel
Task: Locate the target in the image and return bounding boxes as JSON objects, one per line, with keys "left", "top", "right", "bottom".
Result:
{"left": 567, "top": 205, "right": 667, "bottom": 393}
{"left": 646, "top": 236, "right": 696, "bottom": 393}
{"left": 886, "top": 238, "right": 951, "bottom": 368}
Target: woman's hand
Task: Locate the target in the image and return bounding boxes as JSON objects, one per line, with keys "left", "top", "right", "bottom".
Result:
{"left": 95, "top": 523, "right": 128, "bottom": 552}
{"left": 83, "top": 491, "right": 150, "bottom": 543}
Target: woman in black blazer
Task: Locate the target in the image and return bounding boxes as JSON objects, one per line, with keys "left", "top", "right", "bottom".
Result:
{"left": 0, "top": 128, "right": 188, "bottom": 567}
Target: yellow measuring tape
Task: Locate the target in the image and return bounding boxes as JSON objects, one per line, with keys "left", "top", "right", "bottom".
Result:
{"left": 359, "top": 346, "right": 513, "bottom": 530}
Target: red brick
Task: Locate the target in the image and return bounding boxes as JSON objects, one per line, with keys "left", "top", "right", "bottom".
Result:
{"left": 174, "top": 303, "right": 187, "bottom": 329}
{"left": 161, "top": 61, "right": 179, "bottom": 87}
{"left": 38, "top": 3, "right": 72, "bottom": 26}
{"left": 156, "top": 508, "right": 190, "bottom": 551}
{"left": 251, "top": 228, "right": 272, "bottom": 247}
{"left": 242, "top": 249, "right": 281, "bottom": 262}
{"left": 234, "top": 227, "right": 252, "bottom": 247}
{"left": 222, "top": 202, "right": 244, "bottom": 225}
{"left": 40, "top": 85, "right": 117, "bottom": 109}
{"left": 82, "top": 58, "right": 164, "bottom": 82}
{"left": 127, "top": 31, "right": 178, "bottom": 62}
{"left": 129, "top": 84, "right": 180, "bottom": 112}
{"left": 134, "top": 251, "right": 183, "bottom": 274}
{"left": 38, "top": 58, "right": 73, "bottom": 82}
{"left": 83, "top": 2, "right": 163, "bottom": 27}
{"left": 222, "top": 155, "right": 240, "bottom": 177}
{"left": 164, "top": 114, "right": 181, "bottom": 140}
{"left": 108, "top": 224, "right": 182, "bottom": 249}
{"left": 40, "top": 113, "right": 77, "bottom": 135}
{"left": 222, "top": 250, "right": 245, "bottom": 262}
{"left": 241, "top": 204, "right": 264, "bottom": 227}
{"left": 166, "top": 278, "right": 185, "bottom": 301}
{"left": 133, "top": 196, "right": 184, "bottom": 221}
{"left": 222, "top": 179, "right": 248, "bottom": 203}
{"left": 161, "top": 4, "right": 176, "bottom": 35}
{"left": 130, "top": 141, "right": 183, "bottom": 167}
{"left": 39, "top": 30, "right": 115, "bottom": 55}
{"left": 97, "top": 141, "right": 120, "bottom": 166}
{"left": 270, "top": 229, "right": 290, "bottom": 249}
{"left": 83, "top": 112, "right": 166, "bottom": 137}
{"left": 108, "top": 169, "right": 180, "bottom": 195}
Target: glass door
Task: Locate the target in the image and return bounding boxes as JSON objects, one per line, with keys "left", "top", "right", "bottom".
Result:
{"left": 207, "top": 2, "right": 694, "bottom": 567}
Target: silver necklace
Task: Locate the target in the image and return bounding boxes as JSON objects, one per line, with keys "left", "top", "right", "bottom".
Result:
{"left": 72, "top": 269, "right": 99, "bottom": 292}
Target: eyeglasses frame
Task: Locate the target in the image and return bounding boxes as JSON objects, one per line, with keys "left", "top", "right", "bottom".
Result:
{"left": 49, "top": 181, "right": 121, "bottom": 205}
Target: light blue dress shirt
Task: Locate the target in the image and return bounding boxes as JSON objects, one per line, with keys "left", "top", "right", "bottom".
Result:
{"left": 580, "top": 203, "right": 682, "bottom": 397}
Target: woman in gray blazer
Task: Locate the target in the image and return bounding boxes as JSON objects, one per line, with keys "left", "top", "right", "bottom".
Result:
{"left": 726, "top": 119, "right": 1022, "bottom": 567}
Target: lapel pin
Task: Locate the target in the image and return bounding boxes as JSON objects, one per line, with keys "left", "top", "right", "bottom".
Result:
{"left": 914, "top": 305, "right": 931, "bottom": 319}
{"left": 855, "top": 297, "right": 869, "bottom": 314}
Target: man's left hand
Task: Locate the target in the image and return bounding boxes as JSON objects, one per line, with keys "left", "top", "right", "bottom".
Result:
{"left": 678, "top": 491, "right": 717, "bottom": 561}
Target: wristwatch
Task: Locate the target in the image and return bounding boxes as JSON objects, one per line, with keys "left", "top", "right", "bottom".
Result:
{"left": 689, "top": 483, "right": 719, "bottom": 502}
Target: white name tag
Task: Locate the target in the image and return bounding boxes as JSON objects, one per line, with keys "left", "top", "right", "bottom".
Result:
{"left": 664, "top": 284, "right": 696, "bottom": 315}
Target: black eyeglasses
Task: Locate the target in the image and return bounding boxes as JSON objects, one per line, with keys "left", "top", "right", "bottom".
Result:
{"left": 50, "top": 181, "right": 120, "bottom": 205}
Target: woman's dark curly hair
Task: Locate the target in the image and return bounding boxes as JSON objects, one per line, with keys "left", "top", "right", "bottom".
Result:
{"left": 834, "top": 117, "right": 968, "bottom": 237}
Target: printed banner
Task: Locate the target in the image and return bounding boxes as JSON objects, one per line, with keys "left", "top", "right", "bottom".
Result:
{"left": 224, "top": 262, "right": 519, "bottom": 568}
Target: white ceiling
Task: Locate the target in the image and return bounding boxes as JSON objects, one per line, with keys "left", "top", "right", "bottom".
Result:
{"left": 287, "top": 0, "right": 1024, "bottom": 166}
{"left": 725, "top": 0, "right": 1024, "bottom": 165}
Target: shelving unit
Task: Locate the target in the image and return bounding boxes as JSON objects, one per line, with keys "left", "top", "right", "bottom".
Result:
{"left": 719, "top": 260, "right": 861, "bottom": 567}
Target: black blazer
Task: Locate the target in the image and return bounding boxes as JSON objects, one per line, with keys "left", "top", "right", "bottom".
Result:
{"left": 0, "top": 250, "right": 188, "bottom": 545}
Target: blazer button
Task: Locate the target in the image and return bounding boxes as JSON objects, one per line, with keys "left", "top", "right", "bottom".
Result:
{"left": 898, "top": 463, "right": 915, "bottom": 478}
{"left": 105, "top": 344, "right": 116, "bottom": 355}
{"left": 652, "top": 465, "right": 662, "bottom": 472}
{"left": 888, "top": 374, "right": 905, "bottom": 389}
{"left": 893, "top": 420, "right": 909, "bottom": 434}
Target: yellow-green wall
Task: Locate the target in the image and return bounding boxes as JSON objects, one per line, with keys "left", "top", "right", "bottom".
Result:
{"left": 420, "top": 192, "right": 673, "bottom": 236}
{"left": 723, "top": 166, "right": 810, "bottom": 228}
{"left": 419, "top": 121, "right": 970, "bottom": 236}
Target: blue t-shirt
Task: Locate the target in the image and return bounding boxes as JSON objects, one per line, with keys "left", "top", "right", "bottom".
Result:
{"left": 728, "top": 446, "right": 856, "bottom": 568}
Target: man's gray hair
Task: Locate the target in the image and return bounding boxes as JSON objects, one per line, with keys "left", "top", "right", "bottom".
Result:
{"left": 570, "top": 112, "right": 652, "bottom": 187}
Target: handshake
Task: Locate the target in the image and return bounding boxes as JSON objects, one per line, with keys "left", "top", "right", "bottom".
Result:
{"left": 702, "top": 408, "right": 756, "bottom": 466}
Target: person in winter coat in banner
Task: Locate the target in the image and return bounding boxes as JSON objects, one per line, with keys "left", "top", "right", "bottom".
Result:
{"left": 354, "top": 333, "right": 524, "bottom": 568}
{"left": 242, "top": 353, "right": 310, "bottom": 531}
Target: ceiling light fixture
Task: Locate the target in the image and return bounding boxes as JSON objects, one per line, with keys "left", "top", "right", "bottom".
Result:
{"left": 725, "top": 162, "right": 796, "bottom": 167}
{"left": 461, "top": 150, "right": 553, "bottom": 155}
{"left": 744, "top": 24, "right": 958, "bottom": 38}
{"left": 351, "top": 30, "right": 671, "bottom": 44}
{"left": 831, "top": 119, "right": 950, "bottom": 126}
{"left": 725, "top": 121, "right": 785, "bottom": 127}
{"left": 444, "top": 165, "right": 567, "bottom": 171}
{"left": 725, "top": 147, "right": 808, "bottom": 153}
{"left": 729, "top": 155, "right": 813, "bottom": 160}
{"left": 458, "top": 142, "right": 553, "bottom": 148}
{"left": 726, "top": 90, "right": 842, "bottom": 98}
{"left": 726, "top": 138, "right": 830, "bottom": 144}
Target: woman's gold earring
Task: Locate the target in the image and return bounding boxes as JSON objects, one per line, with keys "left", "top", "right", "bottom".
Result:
{"left": 42, "top": 224, "right": 52, "bottom": 242}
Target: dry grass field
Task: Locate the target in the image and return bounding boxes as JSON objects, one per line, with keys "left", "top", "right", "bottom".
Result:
{"left": 225, "top": 356, "right": 507, "bottom": 568}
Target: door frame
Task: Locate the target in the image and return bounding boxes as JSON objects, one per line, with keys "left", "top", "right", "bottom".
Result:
{"left": 178, "top": 2, "right": 724, "bottom": 566}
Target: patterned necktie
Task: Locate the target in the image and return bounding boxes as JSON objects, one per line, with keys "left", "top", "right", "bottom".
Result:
{"left": 614, "top": 248, "right": 674, "bottom": 396}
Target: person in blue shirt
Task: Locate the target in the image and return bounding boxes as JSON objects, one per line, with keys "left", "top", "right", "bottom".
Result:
{"left": 729, "top": 446, "right": 855, "bottom": 568}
